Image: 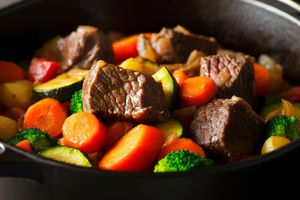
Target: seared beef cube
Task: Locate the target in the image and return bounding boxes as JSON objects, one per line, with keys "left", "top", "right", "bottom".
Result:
{"left": 200, "top": 54, "right": 255, "bottom": 104}
{"left": 59, "top": 26, "right": 114, "bottom": 71}
{"left": 82, "top": 61, "right": 170, "bottom": 123}
{"left": 137, "top": 26, "right": 218, "bottom": 64}
{"left": 190, "top": 96, "right": 264, "bottom": 163}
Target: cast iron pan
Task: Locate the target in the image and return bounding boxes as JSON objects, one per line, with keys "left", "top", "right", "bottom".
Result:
{"left": 0, "top": 0, "right": 299, "bottom": 200}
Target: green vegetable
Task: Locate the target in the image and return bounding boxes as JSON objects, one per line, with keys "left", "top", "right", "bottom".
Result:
{"left": 70, "top": 90, "right": 83, "bottom": 113}
{"left": 266, "top": 115, "right": 299, "bottom": 141}
{"left": 119, "top": 56, "right": 160, "bottom": 75}
{"left": 152, "top": 67, "right": 179, "bottom": 109}
{"left": 154, "top": 150, "right": 213, "bottom": 173}
{"left": 9, "top": 128, "right": 57, "bottom": 152}
{"left": 155, "top": 119, "right": 183, "bottom": 147}
{"left": 40, "top": 146, "right": 92, "bottom": 167}
{"left": 33, "top": 71, "right": 84, "bottom": 102}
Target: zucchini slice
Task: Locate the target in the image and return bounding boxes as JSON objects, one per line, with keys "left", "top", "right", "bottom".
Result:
{"left": 155, "top": 119, "right": 183, "bottom": 147}
{"left": 33, "top": 69, "right": 88, "bottom": 102}
{"left": 40, "top": 146, "right": 92, "bottom": 167}
{"left": 152, "top": 67, "right": 179, "bottom": 109}
{"left": 119, "top": 56, "right": 160, "bottom": 75}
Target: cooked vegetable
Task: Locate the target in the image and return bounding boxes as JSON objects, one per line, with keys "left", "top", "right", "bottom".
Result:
{"left": 261, "top": 136, "right": 291, "bottom": 155}
{"left": 266, "top": 115, "right": 299, "bottom": 141}
{"left": 0, "top": 61, "right": 25, "bottom": 84}
{"left": 33, "top": 70, "right": 86, "bottom": 102}
{"left": 0, "top": 115, "right": 18, "bottom": 141}
{"left": 29, "top": 58, "right": 60, "bottom": 83}
{"left": 152, "top": 67, "right": 179, "bottom": 109}
{"left": 158, "top": 138, "right": 206, "bottom": 159}
{"left": 280, "top": 87, "right": 300, "bottom": 102}
{"left": 99, "top": 124, "right": 164, "bottom": 171}
{"left": 35, "top": 36, "right": 62, "bottom": 61}
{"left": 9, "top": 128, "right": 57, "bottom": 152}
{"left": 254, "top": 63, "right": 269, "bottom": 96}
{"left": 40, "top": 146, "right": 92, "bottom": 167}
{"left": 261, "top": 100, "right": 300, "bottom": 119}
{"left": 154, "top": 150, "right": 213, "bottom": 173}
{"left": 113, "top": 34, "right": 139, "bottom": 64}
{"left": 15, "top": 139, "right": 32, "bottom": 152}
{"left": 23, "top": 98, "right": 67, "bottom": 138}
{"left": 0, "top": 80, "right": 33, "bottom": 109}
{"left": 258, "top": 54, "right": 283, "bottom": 93}
{"left": 172, "top": 70, "right": 188, "bottom": 87}
{"left": 155, "top": 119, "right": 183, "bottom": 147}
{"left": 102, "top": 121, "right": 134, "bottom": 152}
{"left": 70, "top": 90, "right": 83, "bottom": 113}
{"left": 180, "top": 76, "right": 217, "bottom": 107}
{"left": 62, "top": 112, "right": 107, "bottom": 154}
{"left": 119, "top": 56, "right": 160, "bottom": 75}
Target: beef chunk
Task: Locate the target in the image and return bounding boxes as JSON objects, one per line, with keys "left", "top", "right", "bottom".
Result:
{"left": 82, "top": 61, "right": 170, "bottom": 123}
{"left": 137, "top": 26, "right": 218, "bottom": 64}
{"left": 200, "top": 54, "right": 255, "bottom": 104}
{"left": 190, "top": 96, "right": 264, "bottom": 163}
{"left": 58, "top": 26, "right": 114, "bottom": 71}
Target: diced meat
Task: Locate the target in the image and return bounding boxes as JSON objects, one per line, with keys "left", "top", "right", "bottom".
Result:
{"left": 82, "top": 61, "right": 170, "bottom": 123}
{"left": 137, "top": 26, "right": 218, "bottom": 64}
{"left": 58, "top": 26, "right": 114, "bottom": 71}
{"left": 190, "top": 96, "right": 264, "bottom": 163}
{"left": 200, "top": 54, "right": 255, "bottom": 104}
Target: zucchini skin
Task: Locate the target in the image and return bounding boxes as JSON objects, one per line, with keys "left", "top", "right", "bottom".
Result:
{"left": 33, "top": 80, "right": 83, "bottom": 102}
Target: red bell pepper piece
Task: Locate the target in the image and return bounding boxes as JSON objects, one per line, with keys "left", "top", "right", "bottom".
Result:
{"left": 29, "top": 58, "right": 60, "bottom": 83}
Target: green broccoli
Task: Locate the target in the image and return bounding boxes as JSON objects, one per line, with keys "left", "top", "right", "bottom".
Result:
{"left": 266, "top": 115, "right": 299, "bottom": 141}
{"left": 9, "top": 128, "right": 57, "bottom": 152}
{"left": 154, "top": 150, "right": 214, "bottom": 173}
{"left": 70, "top": 90, "right": 83, "bottom": 113}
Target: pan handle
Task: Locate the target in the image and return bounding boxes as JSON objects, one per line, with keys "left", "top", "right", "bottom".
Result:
{"left": 0, "top": 141, "right": 42, "bottom": 182}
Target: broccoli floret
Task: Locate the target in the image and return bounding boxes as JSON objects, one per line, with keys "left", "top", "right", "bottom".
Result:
{"left": 154, "top": 150, "right": 214, "bottom": 173}
{"left": 70, "top": 90, "right": 83, "bottom": 113}
{"left": 266, "top": 115, "right": 299, "bottom": 141}
{"left": 9, "top": 128, "right": 57, "bottom": 152}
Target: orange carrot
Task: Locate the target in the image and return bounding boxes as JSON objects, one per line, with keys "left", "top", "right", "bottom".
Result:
{"left": 173, "top": 70, "right": 188, "bottom": 87}
{"left": 23, "top": 98, "right": 67, "bottom": 138}
{"left": 15, "top": 139, "right": 32, "bottom": 152}
{"left": 102, "top": 121, "right": 134, "bottom": 152}
{"left": 99, "top": 124, "right": 164, "bottom": 171}
{"left": 0, "top": 61, "right": 25, "bottom": 84}
{"left": 180, "top": 76, "right": 217, "bottom": 107}
{"left": 254, "top": 63, "right": 269, "bottom": 96}
{"left": 4, "top": 107, "right": 25, "bottom": 121}
{"left": 62, "top": 112, "right": 107, "bottom": 154}
{"left": 158, "top": 138, "right": 205, "bottom": 159}
{"left": 113, "top": 34, "right": 152, "bottom": 64}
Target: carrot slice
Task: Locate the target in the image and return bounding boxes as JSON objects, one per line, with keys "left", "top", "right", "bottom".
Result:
{"left": 102, "top": 121, "right": 134, "bottom": 152}
{"left": 23, "top": 98, "right": 67, "bottom": 138}
{"left": 99, "top": 124, "right": 164, "bottom": 171}
{"left": 0, "top": 61, "right": 25, "bottom": 84}
{"left": 158, "top": 138, "right": 205, "bottom": 159}
{"left": 173, "top": 70, "right": 188, "bottom": 87}
{"left": 16, "top": 139, "right": 32, "bottom": 152}
{"left": 62, "top": 112, "right": 106, "bottom": 154}
{"left": 180, "top": 76, "right": 217, "bottom": 107}
{"left": 254, "top": 63, "right": 269, "bottom": 96}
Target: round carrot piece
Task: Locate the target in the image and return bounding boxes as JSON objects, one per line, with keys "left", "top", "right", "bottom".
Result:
{"left": 0, "top": 61, "right": 25, "bottom": 84}
{"left": 254, "top": 63, "right": 269, "bottom": 96}
{"left": 16, "top": 139, "right": 32, "bottom": 152}
{"left": 180, "top": 76, "right": 217, "bottom": 107}
{"left": 99, "top": 124, "right": 164, "bottom": 172}
{"left": 23, "top": 98, "right": 67, "bottom": 138}
{"left": 62, "top": 112, "right": 106, "bottom": 154}
{"left": 158, "top": 138, "right": 205, "bottom": 159}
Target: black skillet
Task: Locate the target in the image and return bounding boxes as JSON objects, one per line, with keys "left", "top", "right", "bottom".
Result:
{"left": 0, "top": 0, "right": 299, "bottom": 199}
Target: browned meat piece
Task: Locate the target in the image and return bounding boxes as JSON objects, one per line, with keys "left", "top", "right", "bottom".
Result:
{"left": 200, "top": 54, "right": 255, "bottom": 104}
{"left": 190, "top": 96, "right": 264, "bottom": 163}
{"left": 82, "top": 61, "right": 170, "bottom": 123}
{"left": 137, "top": 26, "right": 218, "bottom": 64}
{"left": 58, "top": 26, "right": 114, "bottom": 71}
